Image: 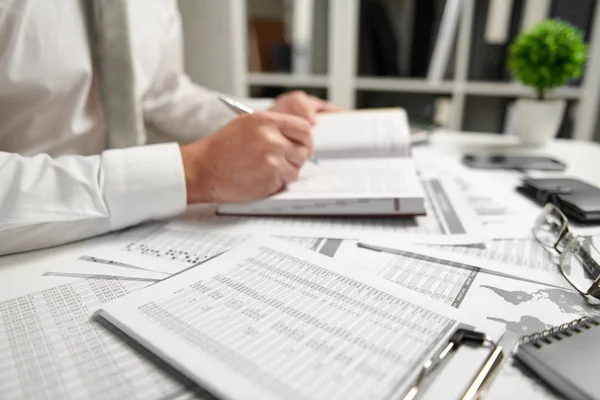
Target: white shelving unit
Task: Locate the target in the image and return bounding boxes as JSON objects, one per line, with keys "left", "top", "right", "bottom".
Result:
{"left": 184, "top": 0, "right": 600, "bottom": 141}
{"left": 247, "top": 74, "right": 584, "bottom": 99}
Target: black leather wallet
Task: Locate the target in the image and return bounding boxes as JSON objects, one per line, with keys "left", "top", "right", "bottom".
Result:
{"left": 517, "top": 178, "right": 600, "bottom": 223}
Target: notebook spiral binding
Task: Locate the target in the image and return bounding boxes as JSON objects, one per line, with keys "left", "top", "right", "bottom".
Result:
{"left": 520, "top": 316, "right": 600, "bottom": 347}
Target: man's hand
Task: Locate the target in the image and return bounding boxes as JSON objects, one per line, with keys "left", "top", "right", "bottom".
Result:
{"left": 270, "top": 90, "right": 342, "bottom": 125}
{"left": 180, "top": 112, "right": 313, "bottom": 204}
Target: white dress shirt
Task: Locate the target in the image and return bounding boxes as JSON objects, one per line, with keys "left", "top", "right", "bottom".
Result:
{"left": 0, "top": 0, "right": 234, "bottom": 255}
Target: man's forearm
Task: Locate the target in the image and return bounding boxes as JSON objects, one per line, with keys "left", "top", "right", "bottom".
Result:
{"left": 0, "top": 144, "right": 186, "bottom": 255}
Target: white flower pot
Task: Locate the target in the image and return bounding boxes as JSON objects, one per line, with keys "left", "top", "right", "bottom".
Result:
{"left": 512, "top": 99, "right": 566, "bottom": 146}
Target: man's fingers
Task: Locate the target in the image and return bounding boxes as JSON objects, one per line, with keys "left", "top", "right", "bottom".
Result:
{"left": 319, "top": 102, "right": 343, "bottom": 113}
{"left": 285, "top": 144, "right": 311, "bottom": 168}
{"left": 267, "top": 131, "right": 310, "bottom": 168}
{"left": 261, "top": 127, "right": 309, "bottom": 168}
{"left": 271, "top": 114, "right": 314, "bottom": 152}
{"left": 290, "top": 97, "right": 318, "bottom": 125}
{"left": 310, "top": 95, "right": 343, "bottom": 113}
{"left": 278, "top": 91, "right": 318, "bottom": 125}
{"left": 277, "top": 158, "right": 301, "bottom": 184}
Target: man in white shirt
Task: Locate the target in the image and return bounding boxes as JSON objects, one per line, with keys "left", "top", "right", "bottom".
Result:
{"left": 0, "top": 0, "right": 339, "bottom": 255}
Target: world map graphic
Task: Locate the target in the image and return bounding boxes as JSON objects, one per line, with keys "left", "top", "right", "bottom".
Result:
{"left": 480, "top": 285, "right": 598, "bottom": 335}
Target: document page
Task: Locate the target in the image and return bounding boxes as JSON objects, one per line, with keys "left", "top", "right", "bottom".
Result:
{"left": 218, "top": 158, "right": 425, "bottom": 216}
{"left": 414, "top": 146, "right": 600, "bottom": 239}
{"left": 98, "top": 238, "right": 504, "bottom": 400}
{"left": 332, "top": 241, "right": 480, "bottom": 308}
{"left": 174, "top": 179, "right": 485, "bottom": 246}
{"left": 328, "top": 241, "right": 595, "bottom": 337}
{"left": 434, "top": 239, "right": 556, "bottom": 271}
{"left": 84, "top": 224, "right": 325, "bottom": 274}
{"left": 413, "top": 148, "right": 542, "bottom": 239}
{"left": 274, "top": 158, "right": 422, "bottom": 199}
{"left": 44, "top": 256, "right": 168, "bottom": 281}
{"left": 428, "top": 239, "right": 594, "bottom": 287}
{"left": 0, "top": 278, "right": 186, "bottom": 400}
{"left": 358, "top": 239, "right": 572, "bottom": 288}
{"left": 313, "top": 108, "right": 411, "bottom": 158}
{"left": 437, "top": 167, "right": 539, "bottom": 240}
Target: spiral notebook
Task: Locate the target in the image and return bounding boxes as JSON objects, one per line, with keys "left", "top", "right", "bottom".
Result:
{"left": 515, "top": 316, "right": 600, "bottom": 400}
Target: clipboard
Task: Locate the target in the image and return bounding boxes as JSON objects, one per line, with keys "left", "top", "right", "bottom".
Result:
{"left": 403, "top": 327, "right": 505, "bottom": 400}
{"left": 93, "top": 237, "right": 508, "bottom": 400}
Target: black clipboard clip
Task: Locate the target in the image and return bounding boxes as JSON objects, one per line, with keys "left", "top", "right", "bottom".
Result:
{"left": 402, "top": 328, "right": 504, "bottom": 400}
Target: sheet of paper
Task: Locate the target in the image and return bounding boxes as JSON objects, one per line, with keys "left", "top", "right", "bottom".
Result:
{"left": 331, "top": 241, "right": 481, "bottom": 307}
{"left": 313, "top": 109, "right": 410, "bottom": 158}
{"left": 218, "top": 158, "right": 425, "bottom": 215}
{"left": 429, "top": 239, "right": 557, "bottom": 271}
{"left": 85, "top": 224, "right": 326, "bottom": 274}
{"left": 415, "top": 148, "right": 600, "bottom": 240}
{"left": 43, "top": 256, "right": 168, "bottom": 281}
{"left": 357, "top": 238, "right": 574, "bottom": 289}
{"left": 425, "top": 238, "right": 594, "bottom": 287}
{"left": 0, "top": 278, "right": 189, "bottom": 399}
{"left": 98, "top": 238, "right": 504, "bottom": 400}
{"left": 172, "top": 179, "right": 486, "bottom": 246}
{"left": 327, "top": 241, "right": 596, "bottom": 337}
{"left": 414, "top": 148, "right": 542, "bottom": 239}
{"left": 449, "top": 173, "right": 540, "bottom": 239}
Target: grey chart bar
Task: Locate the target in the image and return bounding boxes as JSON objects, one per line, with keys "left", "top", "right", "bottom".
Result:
{"left": 428, "top": 179, "right": 467, "bottom": 234}
{"left": 319, "top": 239, "right": 344, "bottom": 257}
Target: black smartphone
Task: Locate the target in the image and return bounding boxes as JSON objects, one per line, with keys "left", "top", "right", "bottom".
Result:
{"left": 462, "top": 154, "right": 566, "bottom": 171}
{"left": 517, "top": 178, "right": 600, "bottom": 223}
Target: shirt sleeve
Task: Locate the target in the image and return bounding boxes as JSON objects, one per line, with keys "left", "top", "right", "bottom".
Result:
{"left": 141, "top": 1, "right": 234, "bottom": 143}
{"left": 0, "top": 143, "right": 186, "bottom": 256}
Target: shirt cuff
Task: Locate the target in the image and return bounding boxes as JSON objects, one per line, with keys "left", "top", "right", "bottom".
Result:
{"left": 102, "top": 143, "right": 187, "bottom": 230}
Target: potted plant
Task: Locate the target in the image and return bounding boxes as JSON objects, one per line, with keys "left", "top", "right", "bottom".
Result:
{"left": 508, "top": 20, "right": 588, "bottom": 145}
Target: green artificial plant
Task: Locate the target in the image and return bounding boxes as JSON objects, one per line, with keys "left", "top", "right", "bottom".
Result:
{"left": 508, "top": 20, "right": 588, "bottom": 100}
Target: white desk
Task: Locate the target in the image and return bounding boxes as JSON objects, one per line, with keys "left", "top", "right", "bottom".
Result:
{"left": 1, "top": 132, "right": 598, "bottom": 399}
{"left": 429, "top": 131, "right": 600, "bottom": 187}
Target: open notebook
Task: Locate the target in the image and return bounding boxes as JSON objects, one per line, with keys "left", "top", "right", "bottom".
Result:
{"left": 313, "top": 108, "right": 411, "bottom": 158}
{"left": 219, "top": 109, "right": 425, "bottom": 216}
{"left": 218, "top": 158, "right": 425, "bottom": 216}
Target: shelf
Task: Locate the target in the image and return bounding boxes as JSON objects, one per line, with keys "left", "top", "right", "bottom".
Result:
{"left": 247, "top": 73, "right": 329, "bottom": 88}
{"left": 247, "top": 73, "right": 583, "bottom": 99}
{"left": 355, "top": 77, "right": 454, "bottom": 93}
{"left": 194, "top": 0, "right": 600, "bottom": 139}
{"left": 464, "top": 82, "right": 582, "bottom": 99}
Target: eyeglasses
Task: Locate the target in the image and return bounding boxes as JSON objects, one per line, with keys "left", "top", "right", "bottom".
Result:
{"left": 533, "top": 203, "right": 600, "bottom": 301}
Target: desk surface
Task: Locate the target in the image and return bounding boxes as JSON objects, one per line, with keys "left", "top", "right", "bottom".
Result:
{"left": 430, "top": 131, "right": 600, "bottom": 187}
{"left": 2, "top": 132, "right": 598, "bottom": 399}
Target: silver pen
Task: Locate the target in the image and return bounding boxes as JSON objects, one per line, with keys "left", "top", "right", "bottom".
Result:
{"left": 218, "top": 95, "right": 318, "bottom": 165}
{"left": 218, "top": 95, "right": 255, "bottom": 115}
